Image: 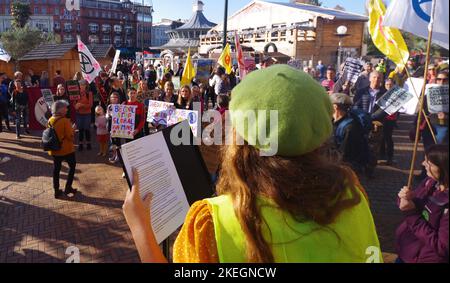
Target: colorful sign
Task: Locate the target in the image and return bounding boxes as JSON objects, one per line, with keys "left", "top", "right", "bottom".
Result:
{"left": 376, "top": 86, "right": 414, "bottom": 115}
{"left": 110, "top": 104, "right": 137, "bottom": 139}
{"left": 195, "top": 59, "right": 214, "bottom": 84}
{"left": 167, "top": 108, "right": 199, "bottom": 136}
{"left": 426, "top": 84, "right": 449, "bottom": 114}
{"left": 147, "top": 100, "right": 174, "bottom": 126}
{"left": 66, "top": 80, "right": 81, "bottom": 101}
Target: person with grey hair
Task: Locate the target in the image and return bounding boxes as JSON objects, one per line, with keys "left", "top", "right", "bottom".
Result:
{"left": 353, "top": 71, "right": 386, "bottom": 116}
{"left": 48, "top": 100, "right": 78, "bottom": 199}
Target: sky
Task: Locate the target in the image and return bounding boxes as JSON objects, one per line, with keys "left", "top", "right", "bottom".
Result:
{"left": 150, "top": 0, "right": 369, "bottom": 23}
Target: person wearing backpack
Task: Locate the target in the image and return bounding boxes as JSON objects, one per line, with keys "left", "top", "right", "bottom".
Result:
{"left": 331, "top": 93, "right": 370, "bottom": 175}
{"left": 47, "top": 100, "right": 78, "bottom": 199}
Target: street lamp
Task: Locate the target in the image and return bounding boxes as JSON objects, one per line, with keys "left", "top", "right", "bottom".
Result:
{"left": 335, "top": 25, "right": 350, "bottom": 70}
{"left": 223, "top": 0, "right": 228, "bottom": 48}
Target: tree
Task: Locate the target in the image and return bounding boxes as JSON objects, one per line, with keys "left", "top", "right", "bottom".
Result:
{"left": 11, "top": 1, "right": 32, "bottom": 29}
{"left": 0, "top": 26, "right": 59, "bottom": 69}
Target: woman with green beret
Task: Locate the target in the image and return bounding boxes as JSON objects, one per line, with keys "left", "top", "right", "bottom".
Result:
{"left": 122, "top": 65, "right": 382, "bottom": 263}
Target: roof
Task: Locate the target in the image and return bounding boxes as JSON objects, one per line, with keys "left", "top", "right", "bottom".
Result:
{"left": 87, "top": 44, "right": 115, "bottom": 58}
{"left": 19, "top": 43, "right": 115, "bottom": 61}
{"left": 19, "top": 43, "right": 76, "bottom": 61}
{"left": 176, "top": 11, "right": 216, "bottom": 30}
{"left": 267, "top": 1, "right": 368, "bottom": 21}
{"left": 155, "top": 38, "right": 200, "bottom": 50}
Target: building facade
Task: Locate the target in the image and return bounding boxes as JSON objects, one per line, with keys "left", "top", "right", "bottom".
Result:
{"left": 199, "top": 0, "right": 367, "bottom": 67}
{"left": 151, "top": 19, "right": 184, "bottom": 48}
{"left": 0, "top": 0, "right": 153, "bottom": 49}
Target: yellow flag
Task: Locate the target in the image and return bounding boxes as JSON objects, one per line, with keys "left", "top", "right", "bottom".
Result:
{"left": 181, "top": 48, "right": 196, "bottom": 86}
{"left": 368, "top": 0, "right": 409, "bottom": 68}
{"left": 218, "top": 43, "right": 232, "bottom": 74}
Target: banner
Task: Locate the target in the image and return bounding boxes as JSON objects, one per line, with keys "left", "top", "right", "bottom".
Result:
{"left": 110, "top": 104, "right": 137, "bottom": 139}
{"left": 77, "top": 37, "right": 101, "bottom": 83}
{"left": 110, "top": 50, "right": 121, "bottom": 75}
{"left": 376, "top": 86, "right": 414, "bottom": 115}
{"left": 235, "top": 32, "right": 245, "bottom": 80}
{"left": 383, "top": 0, "right": 449, "bottom": 50}
{"left": 66, "top": 80, "right": 81, "bottom": 101}
{"left": 218, "top": 43, "right": 232, "bottom": 74}
{"left": 181, "top": 48, "right": 196, "bottom": 86}
{"left": 426, "top": 84, "right": 449, "bottom": 114}
{"left": 167, "top": 108, "right": 199, "bottom": 136}
{"left": 343, "top": 58, "right": 363, "bottom": 83}
{"left": 195, "top": 59, "right": 214, "bottom": 84}
{"left": 41, "top": 89, "right": 54, "bottom": 109}
{"left": 147, "top": 100, "right": 174, "bottom": 126}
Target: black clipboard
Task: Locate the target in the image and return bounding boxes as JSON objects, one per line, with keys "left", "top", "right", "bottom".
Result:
{"left": 119, "top": 120, "right": 215, "bottom": 205}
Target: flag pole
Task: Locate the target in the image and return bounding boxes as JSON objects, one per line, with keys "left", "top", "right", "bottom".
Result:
{"left": 406, "top": 0, "right": 437, "bottom": 189}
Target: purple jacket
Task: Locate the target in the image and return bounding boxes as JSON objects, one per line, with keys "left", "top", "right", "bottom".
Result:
{"left": 395, "top": 177, "right": 449, "bottom": 263}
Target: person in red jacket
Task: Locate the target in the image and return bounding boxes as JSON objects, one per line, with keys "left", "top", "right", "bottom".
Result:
{"left": 125, "top": 88, "right": 145, "bottom": 140}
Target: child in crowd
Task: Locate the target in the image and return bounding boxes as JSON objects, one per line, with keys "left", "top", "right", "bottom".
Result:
{"left": 95, "top": 106, "right": 109, "bottom": 157}
{"left": 106, "top": 92, "right": 121, "bottom": 163}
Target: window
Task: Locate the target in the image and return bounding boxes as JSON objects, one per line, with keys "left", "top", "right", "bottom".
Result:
{"left": 34, "top": 7, "right": 39, "bottom": 14}
{"left": 64, "top": 23, "right": 72, "bottom": 32}
{"left": 88, "top": 10, "right": 93, "bottom": 17}
{"left": 102, "top": 24, "right": 111, "bottom": 33}
{"left": 89, "top": 23, "right": 99, "bottom": 33}
{"left": 63, "top": 35, "right": 74, "bottom": 43}
{"left": 54, "top": 7, "right": 59, "bottom": 15}
{"left": 41, "top": 7, "right": 47, "bottom": 15}
{"left": 54, "top": 22, "right": 60, "bottom": 30}
{"left": 77, "top": 23, "right": 81, "bottom": 32}
{"left": 114, "top": 36, "right": 122, "bottom": 46}
{"left": 5, "top": 7, "right": 10, "bottom": 15}
{"left": 114, "top": 25, "right": 122, "bottom": 33}
{"left": 102, "top": 36, "right": 111, "bottom": 44}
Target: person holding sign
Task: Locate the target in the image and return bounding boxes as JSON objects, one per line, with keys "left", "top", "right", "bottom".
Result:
{"left": 432, "top": 71, "right": 449, "bottom": 145}
{"left": 395, "top": 144, "right": 448, "bottom": 263}
{"left": 354, "top": 71, "right": 386, "bottom": 116}
{"left": 159, "top": 81, "right": 177, "bottom": 104}
{"left": 123, "top": 65, "right": 381, "bottom": 263}
{"left": 379, "top": 79, "right": 400, "bottom": 166}
{"left": 125, "top": 88, "right": 145, "bottom": 140}
{"left": 75, "top": 80, "right": 93, "bottom": 151}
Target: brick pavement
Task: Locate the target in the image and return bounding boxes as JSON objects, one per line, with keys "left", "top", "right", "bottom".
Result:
{"left": 0, "top": 114, "right": 423, "bottom": 263}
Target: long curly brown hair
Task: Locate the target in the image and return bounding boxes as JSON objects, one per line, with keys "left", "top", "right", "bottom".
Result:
{"left": 216, "top": 142, "right": 363, "bottom": 263}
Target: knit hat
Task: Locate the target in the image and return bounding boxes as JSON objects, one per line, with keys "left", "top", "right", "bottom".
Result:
{"left": 229, "top": 64, "right": 333, "bottom": 157}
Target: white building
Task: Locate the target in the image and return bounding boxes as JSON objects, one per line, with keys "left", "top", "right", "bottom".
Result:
{"left": 0, "top": 15, "right": 54, "bottom": 33}
{"left": 151, "top": 19, "right": 178, "bottom": 47}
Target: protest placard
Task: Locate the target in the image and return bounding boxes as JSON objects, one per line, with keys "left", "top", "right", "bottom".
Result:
{"left": 195, "top": 59, "right": 214, "bottom": 84}
{"left": 167, "top": 108, "right": 199, "bottom": 136}
{"left": 426, "top": 84, "right": 449, "bottom": 114}
{"left": 343, "top": 58, "right": 363, "bottom": 83}
{"left": 66, "top": 80, "right": 81, "bottom": 101}
{"left": 401, "top": 77, "right": 423, "bottom": 115}
{"left": 147, "top": 100, "right": 174, "bottom": 126}
{"left": 110, "top": 104, "right": 137, "bottom": 139}
{"left": 376, "top": 86, "right": 414, "bottom": 115}
{"left": 244, "top": 58, "right": 256, "bottom": 75}
{"left": 41, "top": 89, "right": 54, "bottom": 109}
{"left": 172, "top": 76, "right": 181, "bottom": 90}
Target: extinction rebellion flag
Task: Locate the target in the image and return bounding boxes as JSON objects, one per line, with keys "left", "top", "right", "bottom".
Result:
{"left": 77, "top": 37, "right": 101, "bottom": 83}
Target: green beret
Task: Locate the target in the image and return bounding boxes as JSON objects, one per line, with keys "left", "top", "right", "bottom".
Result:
{"left": 230, "top": 64, "right": 333, "bottom": 156}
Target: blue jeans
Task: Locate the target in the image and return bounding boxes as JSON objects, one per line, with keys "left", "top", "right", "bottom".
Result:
{"left": 434, "top": 125, "right": 449, "bottom": 145}
{"left": 15, "top": 105, "right": 28, "bottom": 137}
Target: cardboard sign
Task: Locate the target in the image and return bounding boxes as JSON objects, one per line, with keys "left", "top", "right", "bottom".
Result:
{"left": 41, "top": 89, "right": 54, "bottom": 109}
{"left": 376, "top": 86, "right": 414, "bottom": 115}
{"left": 110, "top": 50, "right": 121, "bottom": 75}
{"left": 66, "top": 80, "right": 81, "bottom": 101}
{"left": 167, "top": 108, "right": 199, "bottom": 136}
{"left": 110, "top": 104, "right": 137, "bottom": 139}
{"left": 195, "top": 59, "right": 214, "bottom": 84}
{"left": 172, "top": 77, "right": 181, "bottom": 90}
{"left": 343, "top": 58, "right": 363, "bottom": 83}
{"left": 426, "top": 84, "right": 449, "bottom": 114}
{"left": 147, "top": 100, "right": 174, "bottom": 126}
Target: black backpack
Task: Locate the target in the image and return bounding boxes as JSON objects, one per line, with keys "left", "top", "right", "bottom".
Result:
{"left": 42, "top": 118, "right": 63, "bottom": 151}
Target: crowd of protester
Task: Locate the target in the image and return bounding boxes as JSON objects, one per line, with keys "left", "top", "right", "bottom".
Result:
{"left": 0, "top": 54, "right": 448, "bottom": 263}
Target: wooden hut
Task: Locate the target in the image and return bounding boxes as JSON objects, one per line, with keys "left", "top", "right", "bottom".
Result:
{"left": 16, "top": 43, "right": 115, "bottom": 86}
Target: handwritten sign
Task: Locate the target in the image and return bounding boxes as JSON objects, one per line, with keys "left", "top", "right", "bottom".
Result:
{"left": 401, "top": 78, "right": 424, "bottom": 115}
{"left": 376, "top": 86, "right": 414, "bottom": 115}
{"left": 41, "top": 89, "right": 54, "bottom": 109}
{"left": 343, "top": 58, "right": 363, "bottom": 83}
{"left": 426, "top": 84, "right": 449, "bottom": 114}
{"left": 167, "top": 108, "right": 199, "bottom": 136}
{"left": 172, "top": 77, "right": 181, "bottom": 90}
{"left": 110, "top": 104, "right": 137, "bottom": 139}
{"left": 147, "top": 100, "right": 174, "bottom": 126}
{"left": 66, "top": 80, "right": 81, "bottom": 101}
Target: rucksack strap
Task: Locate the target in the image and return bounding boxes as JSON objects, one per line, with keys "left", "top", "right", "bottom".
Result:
{"left": 48, "top": 117, "right": 65, "bottom": 143}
